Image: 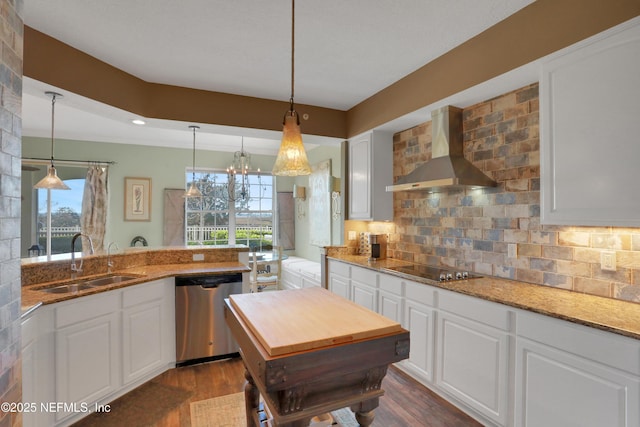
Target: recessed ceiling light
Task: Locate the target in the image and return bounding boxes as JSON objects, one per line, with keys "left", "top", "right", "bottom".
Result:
{"left": 132, "top": 119, "right": 146, "bottom": 125}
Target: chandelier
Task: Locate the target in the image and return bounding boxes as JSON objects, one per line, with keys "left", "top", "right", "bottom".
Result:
{"left": 225, "top": 137, "right": 260, "bottom": 202}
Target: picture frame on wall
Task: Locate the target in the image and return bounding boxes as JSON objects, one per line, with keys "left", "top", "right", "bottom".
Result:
{"left": 124, "top": 177, "right": 152, "bottom": 221}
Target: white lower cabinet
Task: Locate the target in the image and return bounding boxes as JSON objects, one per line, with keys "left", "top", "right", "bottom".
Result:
{"left": 351, "top": 266, "right": 378, "bottom": 311}
{"left": 378, "top": 276, "right": 403, "bottom": 324}
{"left": 436, "top": 291, "right": 512, "bottom": 426}
{"left": 515, "top": 311, "right": 640, "bottom": 427}
{"left": 121, "top": 279, "right": 174, "bottom": 384}
{"left": 352, "top": 281, "right": 377, "bottom": 311}
{"left": 325, "top": 260, "right": 640, "bottom": 427}
{"left": 401, "top": 280, "right": 435, "bottom": 384}
{"left": 23, "top": 278, "right": 175, "bottom": 427}
{"left": 327, "top": 259, "right": 350, "bottom": 299}
{"left": 328, "top": 272, "right": 350, "bottom": 300}
{"left": 22, "top": 309, "right": 52, "bottom": 427}
{"left": 55, "top": 297, "right": 120, "bottom": 423}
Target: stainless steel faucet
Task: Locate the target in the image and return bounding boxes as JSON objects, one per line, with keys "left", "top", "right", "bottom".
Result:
{"left": 107, "top": 242, "right": 120, "bottom": 273}
{"left": 71, "top": 233, "right": 94, "bottom": 278}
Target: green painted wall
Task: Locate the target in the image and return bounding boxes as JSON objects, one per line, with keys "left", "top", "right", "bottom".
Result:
{"left": 21, "top": 136, "right": 343, "bottom": 261}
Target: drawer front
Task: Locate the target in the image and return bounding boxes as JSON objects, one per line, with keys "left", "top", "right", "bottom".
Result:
{"left": 405, "top": 280, "right": 436, "bottom": 307}
{"left": 328, "top": 260, "right": 350, "bottom": 277}
{"left": 379, "top": 274, "right": 403, "bottom": 295}
{"left": 351, "top": 266, "right": 378, "bottom": 287}
{"left": 122, "top": 279, "right": 165, "bottom": 308}
{"left": 518, "top": 310, "right": 640, "bottom": 376}
{"left": 438, "top": 288, "right": 511, "bottom": 331}
{"left": 55, "top": 291, "right": 120, "bottom": 328}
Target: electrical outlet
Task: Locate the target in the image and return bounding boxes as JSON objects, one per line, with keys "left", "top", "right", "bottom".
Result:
{"left": 193, "top": 253, "right": 205, "bottom": 262}
{"left": 600, "top": 251, "right": 616, "bottom": 271}
{"left": 348, "top": 231, "right": 357, "bottom": 241}
{"left": 507, "top": 243, "right": 517, "bottom": 259}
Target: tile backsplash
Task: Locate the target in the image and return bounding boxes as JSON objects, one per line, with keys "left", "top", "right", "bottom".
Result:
{"left": 387, "top": 83, "right": 640, "bottom": 303}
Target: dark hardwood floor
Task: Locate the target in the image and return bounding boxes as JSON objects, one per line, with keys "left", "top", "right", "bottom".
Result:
{"left": 147, "top": 356, "right": 481, "bottom": 427}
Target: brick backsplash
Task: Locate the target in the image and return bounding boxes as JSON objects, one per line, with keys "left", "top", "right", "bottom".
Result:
{"left": 388, "top": 83, "right": 640, "bottom": 303}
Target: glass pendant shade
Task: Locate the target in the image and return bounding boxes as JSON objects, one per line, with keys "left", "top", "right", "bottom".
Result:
{"left": 273, "top": 0, "right": 311, "bottom": 176}
{"left": 272, "top": 112, "right": 311, "bottom": 176}
{"left": 185, "top": 179, "right": 202, "bottom": 197}
{"left": 34, "top": 165, "right": 71, "bottom": 190}
{"left": 34, "top": 91, "right": 70, "bottom": 190}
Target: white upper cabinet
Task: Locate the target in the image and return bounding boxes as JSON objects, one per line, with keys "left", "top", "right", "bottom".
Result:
{"left": 540, "top": 18, "right": 640, "bottom": 226}
{"left": 348, "top": 130, "right": 393, "bottom": 221}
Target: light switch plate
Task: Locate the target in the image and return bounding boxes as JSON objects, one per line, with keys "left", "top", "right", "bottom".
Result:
{"left": 348, "top": 231, "right": 357, "bottom": 241}
{"left": 600, "top": 251, "right": 616, "bottom": 271}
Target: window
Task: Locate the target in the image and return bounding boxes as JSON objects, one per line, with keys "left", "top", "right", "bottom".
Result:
{"left": 36, "top": 178, "right": 85, "bottom": 255}
{"left": 185, "top": 170, "right": 274, "bottom": 250}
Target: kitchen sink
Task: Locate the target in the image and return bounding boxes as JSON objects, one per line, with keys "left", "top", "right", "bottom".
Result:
{"left": 37, "top": 274, "right": 143, "bottom": 294}
{"left": 82, "top": 275, "right": 141, "bottom": 287}
{"left": 40, "top": 283, "right": 95, "bottom": 294}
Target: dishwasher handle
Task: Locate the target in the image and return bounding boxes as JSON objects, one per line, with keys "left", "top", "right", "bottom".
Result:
{"left": 175, "top": 273, "right": 243, "bottom": 288}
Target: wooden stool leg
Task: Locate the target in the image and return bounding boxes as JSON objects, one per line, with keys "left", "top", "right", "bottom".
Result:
{"left": 244, "top": 368, "right": 260, "bottom": 427}
{"left": 351, "top": 397, "right": 379, "bottom": 427}
{"left": 354, "top": 410, "right": 375, "bottom": 427}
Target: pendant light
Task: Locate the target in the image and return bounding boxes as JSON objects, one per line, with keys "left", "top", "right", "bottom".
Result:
{"left": 184, "top": 125, "right": 202, "bottom": 197}
{"left": 34, "top": 91, "right": 70, "bottom": 190}
{"left": 272, "top": 0, "right": 311, "bottom": 176}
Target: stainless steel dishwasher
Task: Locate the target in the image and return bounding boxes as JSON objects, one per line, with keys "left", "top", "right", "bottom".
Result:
{"left": 175, "top": 273, "right": 243, "bottom": 366}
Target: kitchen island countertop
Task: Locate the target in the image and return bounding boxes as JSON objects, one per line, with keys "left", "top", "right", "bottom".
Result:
{"left": 328, "top": 254, "right": 640, "bottom": 341}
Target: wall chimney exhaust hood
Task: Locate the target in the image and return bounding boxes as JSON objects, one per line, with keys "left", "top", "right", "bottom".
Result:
{"left": 386, "top": 105, "right": 496, "bottom": 192}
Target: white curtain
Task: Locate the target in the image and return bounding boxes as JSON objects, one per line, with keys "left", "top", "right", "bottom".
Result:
{"left": 81, "top": 166, "right": 109, "bottom": 253}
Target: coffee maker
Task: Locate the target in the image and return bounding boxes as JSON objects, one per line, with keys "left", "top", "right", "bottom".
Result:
{"left": 368, "top": 234, "right": 387, "bottom": 261}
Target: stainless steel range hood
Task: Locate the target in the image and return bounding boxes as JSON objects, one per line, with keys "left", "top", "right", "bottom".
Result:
{"left": 386, "top": 105, "right": 496, "bottom": 192}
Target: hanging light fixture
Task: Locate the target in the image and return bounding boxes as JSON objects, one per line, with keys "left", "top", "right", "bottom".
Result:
{"left": 184, "top": 125, "right": 202, "bottom": 198}
{"left": 272, "top": 0, "right": 311, "bottom": 176}
{"left": 226, "top": 137, "right": 260, "bottom": 201}
{"left": 34, "top": 91, "right": 70, "bottom": 190}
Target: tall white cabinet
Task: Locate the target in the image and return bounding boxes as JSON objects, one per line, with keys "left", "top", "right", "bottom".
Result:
{"left": 348, "top": 130, "right": 393, "bottom": 221}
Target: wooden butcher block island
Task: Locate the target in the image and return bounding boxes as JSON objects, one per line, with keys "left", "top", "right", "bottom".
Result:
{"left": 225, "top": 287, "right": 410, "bottom": 427}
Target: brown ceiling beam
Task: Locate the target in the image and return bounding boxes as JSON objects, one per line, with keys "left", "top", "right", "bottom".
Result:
{"left": 24, "top": 26, "right": 347, "bottom": 139}
{"left": 24, "top": 0, "right": 640, "bottom": 141}
{"left": 346, "top": 0, "right": 640, "bottom": 137}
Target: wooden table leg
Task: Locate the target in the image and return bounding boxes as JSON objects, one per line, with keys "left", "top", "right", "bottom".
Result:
{"left": 244, "top": 368, "right": 260, "bottom": 427}
{"left": 277, "top": 419, "right": 312, "bottom": 427}
{"left": 351, "top": 397, "right": 379, "bottom": 427}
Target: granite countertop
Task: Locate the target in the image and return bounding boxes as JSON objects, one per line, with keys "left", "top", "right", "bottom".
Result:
{"left": 328, "top": 255, "right": 640, "bottom": 341}
{"left": 21, "top": 262, "right": 251, "bottom": 313}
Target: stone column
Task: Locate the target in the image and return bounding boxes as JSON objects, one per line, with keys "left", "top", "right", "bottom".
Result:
{"left": 0, "top": 0, "right": 24, "bottom": 426}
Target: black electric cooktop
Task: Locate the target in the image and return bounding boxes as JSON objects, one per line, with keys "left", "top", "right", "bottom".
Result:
{"left": 383, "top": 264, "right": 480, "bottom": 282}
